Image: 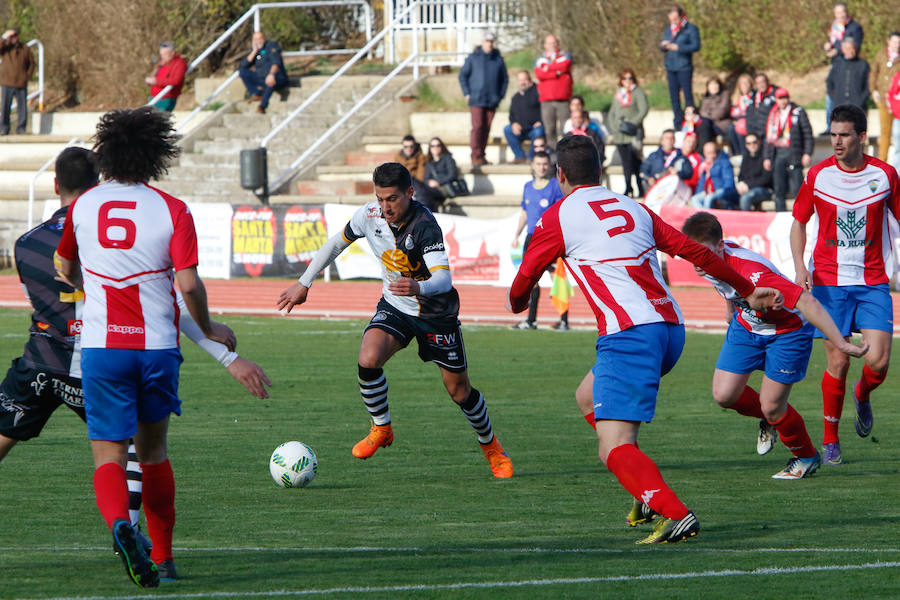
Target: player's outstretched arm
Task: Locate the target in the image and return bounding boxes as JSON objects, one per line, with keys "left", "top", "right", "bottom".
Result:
{"left": 226, "top": 357, "right": 272, "bottom": 399}
{"left": 796, "top": 291, "right": 868, "bottom": 357}
{"left": 277, "top": 283, "right": 309, "bottom": 313}
{"left": 176, "top": 267, "right": 232, "bottom": 349}
{"left": 277, "top": 232, "right": 351, "bottom": 313}
{"left": 790, "top": 219, "right": 812, "bottom": 291}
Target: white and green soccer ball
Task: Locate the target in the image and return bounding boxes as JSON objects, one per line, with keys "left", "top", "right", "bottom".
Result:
{"left": 269, "top": 441, "right": 318, "bottom": 488}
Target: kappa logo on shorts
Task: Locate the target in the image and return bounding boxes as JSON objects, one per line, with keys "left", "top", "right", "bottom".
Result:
{"left": 371, "top": 311, "right": 389, "bottom": 323}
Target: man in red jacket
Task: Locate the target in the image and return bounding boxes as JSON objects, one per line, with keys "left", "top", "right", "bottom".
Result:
{"left": 145, "top": 42, "right": 188, "bottom": 112}
{"left": 534, "top": 34, "right": 572, "bottom": 148}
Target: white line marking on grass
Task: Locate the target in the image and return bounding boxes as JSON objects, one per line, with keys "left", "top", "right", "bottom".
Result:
{"left": 16, "top": 561, "right": 900, "bottom": 600}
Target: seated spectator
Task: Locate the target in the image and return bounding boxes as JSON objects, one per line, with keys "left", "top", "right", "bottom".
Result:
{"left": 606, "top": 68, "right": 649, "bottom": 197}
{"left": 691, "top": 141, "right": 738, "bottom": 209}
{"left": 736, "top": 133, "right": 773, "bottom": 211}
{"left": 563, "top": 95, "right": 609, "bottom": 141}
{"left": 680, "top": 105, "right": 715, "bottom": 149}
{"left": 640, "top": 128, "right": 693, "bottom": 190}
{"left": 504, "top": 70, "right": 544, "bottom": 164}
{"left": 827, "top": 38, "right": 870, "bottom": 112}
{"left": 531, "top": 136, "right": 556, "bottom": 169}
{"left": 425, "top": 137, "right": 464, "bottom": 206}
{"left": 566, "top": 109, "right": 605, "bottom": 162}
{"left": 145, "top": 41, "right": 187, "bottom": 112}
{"left": 745, "top": 72, "right": 777, "bottom": 138}
{"left": 239, "top": 30, "right": 288, "bottom": 114}
{"left": 679, "top": 131, "right": 702, "bottom": 192}
{"left": 393, "top": 135, "right": 437, "bottom": 208}
{"left": 727, "top": 73, "right": 754, "bottom": 156}
{"left": 699, "top": 77, "right": 732, "bottom": 136}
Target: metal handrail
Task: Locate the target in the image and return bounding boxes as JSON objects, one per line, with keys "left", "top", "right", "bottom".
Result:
{"left": 146, "top": 0, "right": 373, "bottom": 132}
{"left": 25, "top": 39, "right": 44, "bottom": 112}
{"left": 27, "top": 137, "right": 84, "bottom": 229}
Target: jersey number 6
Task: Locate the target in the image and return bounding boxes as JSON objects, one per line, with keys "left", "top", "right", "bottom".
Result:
{"left": 588, "top": 199, "right": 635, "bottom": 237}
{"left": 98, "top": 201, "right": 138, "bottom": 249}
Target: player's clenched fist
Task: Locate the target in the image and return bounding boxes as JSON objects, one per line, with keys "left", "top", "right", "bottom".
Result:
{"left": 277, "top": 283, "right": 309, "bottom": 313}
{"left": 746, "top": 287, "right": 784, "bottom": 312}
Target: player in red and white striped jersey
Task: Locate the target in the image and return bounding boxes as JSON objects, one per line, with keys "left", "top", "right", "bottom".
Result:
{"left": 682, "top": 212, "right": 866, "bottom": 480}
{"left": 790, "top": 104, "right": 900, "bottom": 466}
{"left": 57, "top": 108, "right": 231, "bottom": 587}
{"left": 508, "top": 136, "right": 783, "bottom": 543}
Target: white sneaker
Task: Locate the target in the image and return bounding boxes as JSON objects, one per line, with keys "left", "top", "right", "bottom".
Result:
{"left": 771, "top": 454, "right": 822, "bottom": 479}
{"left": 510, "top": 320, "right": 536, "bottom": 330}
{"left": 756, "top": 419, "right": 777, "bottom": 455}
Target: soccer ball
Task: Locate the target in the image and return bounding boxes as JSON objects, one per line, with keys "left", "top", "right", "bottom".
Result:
{"left": 269, "top": 441, "right": 318, "bottom": 488}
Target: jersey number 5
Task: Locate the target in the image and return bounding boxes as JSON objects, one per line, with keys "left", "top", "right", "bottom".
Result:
{"left": 98, "top": 201, "right": 137, "bottom": 249}
{"left": 588, "top": 199, "right": 635, "bottom": 237}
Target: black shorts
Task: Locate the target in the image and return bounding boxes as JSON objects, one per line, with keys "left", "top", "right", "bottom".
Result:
{"left": 365, "top": 298, "right": 468, "bottom": 372}
{"left": 0, "top": 357, "right": 85, "bottom": 441}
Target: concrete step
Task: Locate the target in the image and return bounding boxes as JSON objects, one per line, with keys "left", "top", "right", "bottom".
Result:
{"left": 344, "top": 150, "right": 396, "bottom": 166}
{"left": 295, "top": 179, "right": 374, "bottom": 196}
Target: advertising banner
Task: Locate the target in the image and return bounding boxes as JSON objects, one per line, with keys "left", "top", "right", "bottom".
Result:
{"left": 230, "top": 204, "right": 328, "bottom": 278}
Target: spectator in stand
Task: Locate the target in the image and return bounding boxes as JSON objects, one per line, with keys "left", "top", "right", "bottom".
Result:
{"left": 504, "top": 70, "right": 544, "bottom": 164}
{"left": 822, "top": 2, "right": 863, "bottom": 133}
{"left": 827, "top": 39, "right": 870, "bottom": 113}
{"left": 680, "top": 131, "right": 702, "bottom": 193}
{"left": 700, "top": 77, "right": 732, "bottom": 138}
{"left": 890, "top": 70, "right": 900, "bottom": 170}
{"left": 727, "top": 73, "right": 754, "bottom": 156}
{"left": 640, "top": 129, "right": 693, "bottom": 191}
{"left": 606, "top": 69, "right": 649, "bottom": 198}
{"left": 745, "top": 73, "right": 777, "bottom": 139}
{"left": 661, "top": 5, "right": 701, "bottom": 129}
{"left": 531, "top": 136, "right": 556, "bottom": 169}
{"left": 0, "top": 28, "right": 34, "bottom": 136}
{"left": 563, "top": 95, "right": 608, "bottom": 141}
{"left": 691, "top": 141, "right": 738, "bottom": 210}
{"left": 870, "top": 32, "right": 900, "bottom": 162}
{"left": 565, "top": 109, "right": 605, "bottom": 163}
{"left": 534, "top": 34, "right": 572, "bottom": 147}
{"left": 239, "top": 30, "right": 288, "bottom": 115}
{"left": 680, "top": 105, "right": 715, "bottom": 149}
{"left": 425, "top": 137, "right": 459, "bottom": 208}
{"left": 394, "top": 135, "right": 437, "bottom": 209}
{"left": 459, "top": 32, "right": 509, "bottom": 167}
{"left": 763, "top": 88, "right": 813, "bottom": 212}
{"left": 736, "top": 133, "right": 773, "bottom": 211}
{"left": 145, "top": 41, "right": 188, "bottom": 112}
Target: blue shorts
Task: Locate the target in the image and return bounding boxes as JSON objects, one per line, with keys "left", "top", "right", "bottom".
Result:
{"left": 82, "top": 348, "right": 183, "bottom": 441}
{"left": 716, "top": 321, "right": 813, "bottom": 385}
{"left": 592, "top": 322, "right": 685, "bottom": 423}
{"left": 811, "top": 284, "right": 893, "bottom": 338}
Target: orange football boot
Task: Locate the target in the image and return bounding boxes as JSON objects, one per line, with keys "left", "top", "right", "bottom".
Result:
{"left": 352, "top": 422, "right": 394, "bottom": 459}
{"left": 480, "top": 437, "right": 513, "bottom": 478}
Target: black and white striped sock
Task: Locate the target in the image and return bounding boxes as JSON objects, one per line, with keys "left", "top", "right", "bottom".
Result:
{"left": 126, "top": 441, "right": 142, "bottom": 527}
{"left": 460, "top": 388, "right": 493, "bottom": 444}
{"left": 358, "top": 365, "right": 390, "bottom": 426}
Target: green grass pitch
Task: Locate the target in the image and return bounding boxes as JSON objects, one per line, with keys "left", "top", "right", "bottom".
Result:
{"left": 1, "top": 307, "right": 899, "bottom": 599}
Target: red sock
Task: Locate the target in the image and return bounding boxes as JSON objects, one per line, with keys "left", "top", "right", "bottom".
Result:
{"left": 605, "top": 443, "right": 689, "bottom": 520}
{"left": 584, "top": 412, "right": 596, "bottom": 430}
{"left": 93, "top": 462, "right": 130, "bottom": 530}
{"left": 821, "top": 371, "right": 845, "bottom": 445}
{"left": 769, "top": 404, "right": 816, "bottom": 458}
{"left": 726, "top": 386, "right": 764, "bottom": 418}
{"left": 856, "top": 364, "right": 887, "bottom": 403}
{"left": 141, "top": 460, "right": 176, "bottom": 564}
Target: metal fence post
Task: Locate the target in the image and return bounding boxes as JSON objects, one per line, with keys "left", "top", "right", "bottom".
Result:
{"left": 412, "top": 1, "right": 419, "bottom": 80}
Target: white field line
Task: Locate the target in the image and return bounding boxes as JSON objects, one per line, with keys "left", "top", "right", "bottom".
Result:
{"left": 15, "top": 561, "right": 900, "bottom": 600}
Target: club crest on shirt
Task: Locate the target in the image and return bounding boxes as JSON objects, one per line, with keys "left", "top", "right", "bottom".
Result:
{"left": 405, "top": 236, "right": 414, "bottom": 250}
{"left": 868, "top": 179, "right": 879, "bottom": 193}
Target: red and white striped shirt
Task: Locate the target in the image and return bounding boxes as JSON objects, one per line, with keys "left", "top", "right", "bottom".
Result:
{"left": 510, "top": 184, "right": 756, "bottom": 336}
{"left": 57, "top": 182, "right": 198, "bottom": 350}
{"left": 793, "top": 155, "right": 900, "bottom": 286}
{"left": 706, "top": 241, "right": 805, "bottom": 335}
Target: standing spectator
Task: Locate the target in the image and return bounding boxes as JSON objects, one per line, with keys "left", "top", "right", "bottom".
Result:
{"left": 606, "top": 69, "right": 650, "bottom": 198}
{"left": 745, "top": 73, "right": 778, "bottom": 139}
{"left": 0, "top": 28, "right": 34, "bottom": 136}
{"left": 504, "top": 70, "right": 544, "bottom": 164}
{"left": 239, "top": 30, "right": 288, "bottom": 115}
{"left": 393, "top": 135, "right": 436, "bottom": 208}
{"left": 145, "top": 41, "right": 187, "bottom": 112}
{"left": 737, "top": 133, "right": 773, "bottom": 211}
{"left": 728, "top": 74, "right": 754, "bottom": 156}
{"left": 534, "top": 34, "right": 572, "bottom": 147}
{"left": 890, "top": 70, "right": 900, "bottom": 170}
{"left": 680, "top": 105, "right": 715, "bottom": 149}
{"left": 511, "top": 151, "right": 564, "bottom": 330}
{"left": 679, "top": 132, "right": 702, "bottom": 193}
{"left": 826, "top": 39, "right": 870, "bottom": 112}
{"left": 700, "top": 77, "right": 732, "bottom": 137}
{"left": 869, "top": 32, "right": 900, "bottom": 162}
{"left": 640, "top": 129, "right": 693, "bottom": 190}
{"left": 822, "top": 2, "right": 863, "bottom": 133}
{"left": 459, "top": 32, "right": 508, "bottom": 167}
{"left": 565, "top": 109, "right": 605, "bottom": 162}
{"left": 763, "top": 88, "right": 813, "bottom": 212}
{"left": 424, "top": 137, "right": 460, "bottom": 208}
{"left": 660, "top": 5, "right": 701, "bottom": 129}
{"left": 691, "top": 142, "right": 738, "bottom": 210}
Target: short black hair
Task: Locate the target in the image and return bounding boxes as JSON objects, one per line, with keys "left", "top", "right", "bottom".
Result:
{"left": 373, "top": 162, "right": 412, "bottom": 190}
{"left": 93, "top": 107, "right": 180, "bottom": 183}
{"left": 830, "top": 103, "right": 867, "bottom": 135}
{"left": 681, "top": 211, "right": 723, "bottom": 246}
{"left": 532, "top": 151, "right": 550, "bottom": 161}
{"left": 556, "top": 135, "right": 600, "bottom": 186}
{"left": 402, "top": 134, "right": 417, "bottom": 144}
{"left": 55, "top": 147, "right": 99, "bottom": 196}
